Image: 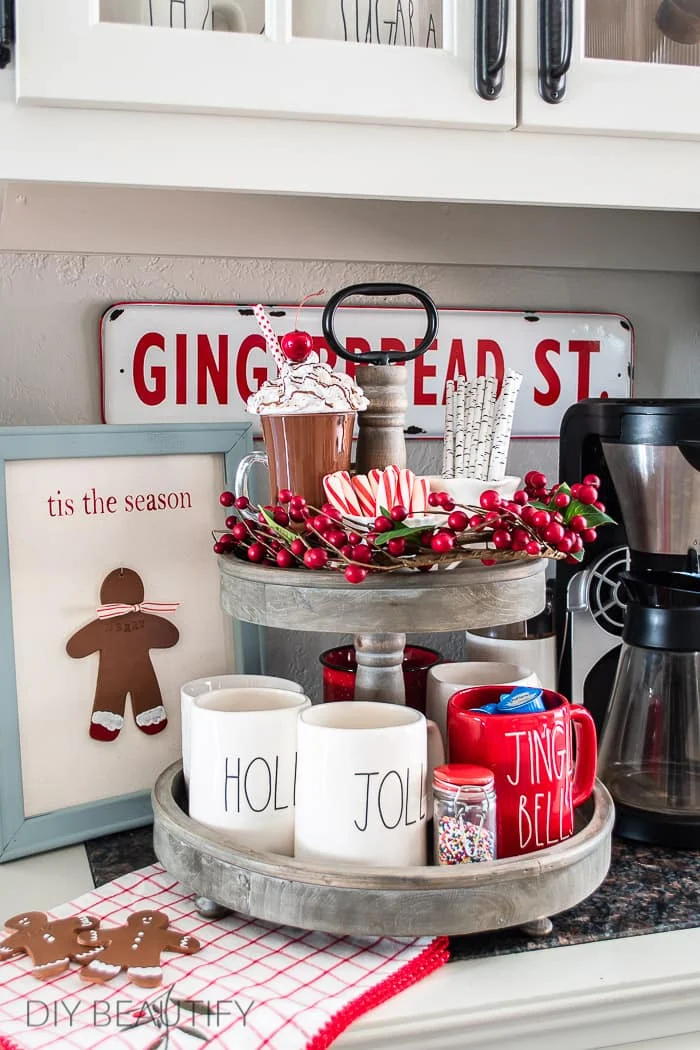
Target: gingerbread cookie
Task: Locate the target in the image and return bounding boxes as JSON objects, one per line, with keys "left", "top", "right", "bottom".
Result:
{"left": 0, "top": 913, "right": 100, "bottom": 980}
{"left": 66, "top": 568, "right": 179, "bottom": 742}
{"left": 76, "top": 910, "right": 200, "bottom": 988}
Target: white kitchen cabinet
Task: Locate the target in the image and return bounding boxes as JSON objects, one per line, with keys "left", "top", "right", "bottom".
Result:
{"left": 519, "top": 0, "right": 700, "bottom": 140}
{"left": 13, "top": 0, "right": 517, "bottom": 131}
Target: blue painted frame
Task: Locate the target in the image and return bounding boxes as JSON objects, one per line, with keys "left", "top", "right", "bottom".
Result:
{"left": 0, "top": 423, "right": 260, "bottom": 863}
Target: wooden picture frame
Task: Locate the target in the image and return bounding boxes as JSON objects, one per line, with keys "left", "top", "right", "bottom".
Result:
{"left": 0, "top": 423, "right": 257, "bottom": 862}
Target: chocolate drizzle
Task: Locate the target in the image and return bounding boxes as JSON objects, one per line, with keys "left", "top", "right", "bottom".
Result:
{"left": 247, "top": 361, "right": 369, "bottom": 415}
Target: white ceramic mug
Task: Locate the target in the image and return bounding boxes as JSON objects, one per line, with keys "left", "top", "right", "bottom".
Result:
{"left": 293, "top": 1, "right": 442, "bottom": 47}
{"left": 101, "top": 0, "right": 251, "bottom": 31}
{"left": 464, "top": 631, "right": 559, "bottom": 692}
{"left": 188, "top": 687, "right": 310, "bottom": 855}
{"left": 426, "top": 662, "right": 541, "bottom": 755}
{"left": 294, "top": 701, "right": 444, "bottom": 868}
{"left": 180, "top": 673, "right": 304, "bottom": 787}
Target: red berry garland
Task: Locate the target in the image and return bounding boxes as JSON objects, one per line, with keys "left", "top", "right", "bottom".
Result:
{"left": 211, "top": 473, "right": 615, "bottom": 584}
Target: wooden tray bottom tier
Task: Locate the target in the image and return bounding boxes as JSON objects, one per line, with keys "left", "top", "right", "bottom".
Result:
{"left": 152, "top": 763, "right": 614, "bottom": 938}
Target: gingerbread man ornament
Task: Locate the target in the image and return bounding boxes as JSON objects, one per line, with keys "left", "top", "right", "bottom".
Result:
{"left": 76, "top": 910, "right": 200, "bottom": 988}
{"left": 0, "top": 913, "right": 99, "bottom": 980}
{"left": 66, "top": 568, "right": 179, "bottom": 742}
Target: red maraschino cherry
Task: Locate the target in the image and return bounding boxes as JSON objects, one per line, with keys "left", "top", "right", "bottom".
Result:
{"left": 280, "top": 288, "right": 324, "bottom": 364}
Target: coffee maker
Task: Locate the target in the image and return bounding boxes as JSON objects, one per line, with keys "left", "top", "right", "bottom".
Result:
{"left": 558, "top": 398, "right": 700, "bottom": 848}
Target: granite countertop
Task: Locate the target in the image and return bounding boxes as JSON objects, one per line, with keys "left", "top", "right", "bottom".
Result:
{"left": 85, "top": 829, "right": 700, "bottom": 960}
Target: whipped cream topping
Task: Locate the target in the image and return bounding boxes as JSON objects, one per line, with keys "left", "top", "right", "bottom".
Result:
{"left": 247, "top": 355, "right": 368, "bottom": 415}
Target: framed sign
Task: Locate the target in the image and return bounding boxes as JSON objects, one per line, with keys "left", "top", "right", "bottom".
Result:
{"left": 0, "top": 423, "right": 255, "bottom": 863}
{"left": 101, "top": 302, "right": 634, "bottom": 438}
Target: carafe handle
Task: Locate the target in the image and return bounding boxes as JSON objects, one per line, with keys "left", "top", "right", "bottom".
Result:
{"left": 570, "top": 705, "right": 598, "bottom": 809}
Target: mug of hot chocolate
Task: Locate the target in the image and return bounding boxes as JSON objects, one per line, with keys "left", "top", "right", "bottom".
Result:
{"left": 235, "top": 305, "right": 368, "bottom": 509}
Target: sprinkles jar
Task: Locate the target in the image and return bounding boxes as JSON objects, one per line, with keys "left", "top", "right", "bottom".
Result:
{"left": 433, "top": 764, "right": 497, "bottom": 865}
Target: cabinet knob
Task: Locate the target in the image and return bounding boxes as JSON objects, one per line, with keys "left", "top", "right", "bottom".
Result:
{"left": 475, "top": 0, "right": 510, "bottom": 100}
{"left": 538, "top": 0, "right": 574, "bottom": 104}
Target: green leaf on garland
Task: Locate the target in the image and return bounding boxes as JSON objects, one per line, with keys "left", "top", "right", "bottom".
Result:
{"left": 381, "top": 506, "right": 393, "bottom": 521}
{"left": 374, "top": 524, "right": 430, "bottom": 547}
{"left": 565, "top": 500, "right": 617, "bottom": 528}
{"left": 259, "top": 507, "right": 297, "bottom": 544}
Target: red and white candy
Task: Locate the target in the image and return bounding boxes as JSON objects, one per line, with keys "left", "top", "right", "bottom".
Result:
{"left": 323, "top": 467, "right": 433, "bottom": 521}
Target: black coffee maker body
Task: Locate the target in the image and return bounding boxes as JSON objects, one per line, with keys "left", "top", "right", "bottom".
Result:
{"left": 558, "top": 398, "right": 700, "bottom": 847}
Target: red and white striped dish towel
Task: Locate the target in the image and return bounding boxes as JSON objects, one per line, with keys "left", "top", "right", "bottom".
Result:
{"left": 0, "top": 864, "right": 449, "bottom": 1050}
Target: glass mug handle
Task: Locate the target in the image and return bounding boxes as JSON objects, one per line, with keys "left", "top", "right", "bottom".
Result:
{"left": 234, "top": 452, "right": 268, "bottom": 519}
{"left": 212, "top": 1, "right": 247, "bottom": 31}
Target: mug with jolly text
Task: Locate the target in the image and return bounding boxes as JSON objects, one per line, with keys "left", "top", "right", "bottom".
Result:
{"left": 447, "top": 686, "right": 597, "bottom": 859}
{"left": 188, "top": 686, "right": 310, "bottom": 856}
{"left": 294, "top": 701, "right": 445, "bottom": 868}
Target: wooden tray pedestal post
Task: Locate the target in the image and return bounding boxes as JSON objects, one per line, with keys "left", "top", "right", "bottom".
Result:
{"left": 355, "top": 365, "right": 408, "bottom": 474}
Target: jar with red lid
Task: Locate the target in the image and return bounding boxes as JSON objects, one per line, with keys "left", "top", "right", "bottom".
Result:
{"left": 432, "top": 764, "right": 497, "bottom": 865}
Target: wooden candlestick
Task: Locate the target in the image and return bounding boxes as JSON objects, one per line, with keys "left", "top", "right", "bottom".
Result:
{"left": 355, "top": 365, "right": 408, "bottom": 474}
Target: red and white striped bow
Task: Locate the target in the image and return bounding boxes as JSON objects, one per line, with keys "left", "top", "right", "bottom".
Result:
{"left": 96, "top": 601, "right": 180, "bottom": 620}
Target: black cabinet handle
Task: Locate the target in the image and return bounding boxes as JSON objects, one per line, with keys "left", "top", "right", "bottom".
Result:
{"left": 0, "top": 0, "right": 13, "bottom": 70}
{"left": 538, "top": 0, "right": 573, "bottom": 104}
{"left": 475, "top": 0, "right": 509, "bottom": 100}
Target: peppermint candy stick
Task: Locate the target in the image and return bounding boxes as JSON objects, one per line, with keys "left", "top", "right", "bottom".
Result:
{"left": 466, "top": 376, "right": 486, "bottom": 476}
{"left": 253, "top": 304, "right": 287, "bottom": 374}
{"left": 488, "top": 369, "right": 523, "bottom": 481}
{"left": 442, "top": 380, "right": 456, "bottom": 478}
{"left": 474, "top": 376, "right": 498, "bottom": 481}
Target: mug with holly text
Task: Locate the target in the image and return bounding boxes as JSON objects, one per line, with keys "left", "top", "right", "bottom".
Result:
{"left": 447, "top": 686, "right": 597, "bottom": 858}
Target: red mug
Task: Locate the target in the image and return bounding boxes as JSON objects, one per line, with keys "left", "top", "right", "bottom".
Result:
{"left": 447, "top": 686, "right": 597, "bottom": 858}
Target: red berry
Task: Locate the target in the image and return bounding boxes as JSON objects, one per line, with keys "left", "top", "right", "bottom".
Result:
{"left": 513, "top": 490, "right": 529, "bottom": 505}
{"left": 447, "top": 510, "right": 469, "bottom": 532}
{"left": 481, "top": 557, "right": 497, "bottom": 566}
{"left": 480, "top": 490, "right": 502, "bottom": 511}
{"left": 569, "top": 514, "right": 588, "bottom": 532}
{"left": 340, "top": 544, "right": 354, "bottom": 559}
{"left": 554, "top": 492, "right": 571, "bottom": 508}
{"left": 570, "top": 483, "right": 583, "bottom": 498}
{"left": 232, "top": 522, "right": 248, "bottom": 542}
{"left": 276, "top": 549, "right": 295, "bottom": 568}
{"left": 420, "top": 531, "right": 435, "bottom": 546}
{"left": 347, "top": 532, "right": 361, "bottom": 546}
{"left": 521, "top": 505, "right": 536, "bottom": 524}
{"left": 325, "top": 529, "right": 347, "bottom": 548}
{"left": 492, "top": 529, "right": 512, "bottom": 550}
{"left": 512, "top": 539, "right": 529, "bottom": 552}
{"left": 525, "top": 540, "right": 541, "bottom": 556}
{"left": 289, "top": 508, "right": 307, "bottom": 523}
{"left": 593, "top": 501, "right": 606, "bottom": 512}
{"left": 484, "top": 510, "right": 501, "bottom": 523}
{"left": 212, "top": 541, "right": 224, "bottom": 554}
{"left": 571, "top": 534, "right": 584, "bottom": 553}
{"left": 304, "top": 547, "right": 328, "bottom": 569}
{"left": 428, "top": 492, "right": 442, "bottom": 507}
{"left": 218, "top": 532, "right": 235, "bottom": 549}
{"left": 234, "top": 495, "right": 249, "bottom": 511}
{"left": 374, "top": 516, "right": 393, "bottom": 533}
{"left": 583, "top": 474, "right": 601, "bottom": 488}
{"left": 351, "top": 544, "right": 373, "bottom": 564}
{"left": 311, "top": 514, "right": 332, "bottom": 533}
{"left": 557, "top": 536, "right": 574, "bottom": 554}
{"left": 532, "top": 510, "right": 551, "bottom": 529}
{"left": 525, "top": 471, "right": 547, "bottom": 489}
{"left": 390, "top": 505, "right": 408, "bottom": 522}
{"left": 387, "top": 537, "right": 407, "bottom": 557}
{"left": 580, "top": 528, "right": 598, "bottom": 544}
{"left": 273, "top": 508, "right": 290, "bottom": 526}
{"left": 365, "top": 533, "right": 377, "bottom": 546}
{"left": 280, "top": 329, "right": 314, "bottom": 363}
{"left": 512, "top": 528, "right": 530, "bottom": 545}
{"left": 224, "top": 515, "right": 236, "bottom": 529}
{"left": 469, "top": 514, "right": 485, "bottom": 528}
{"left": 504, "top": 501, "right": 522, "bottom": 516}
{"left": 578, "top": 485, "right": 599, "bottom": 505}
{"left": 247, "top": 542, "right": 265, "bottom": 563}
{"left": 220, "top": 490, "right": 236, "bottom": 507}
{"left": 431, "top": 532, "right": 456, "bottom": 552}
{"left": 544, "top": 522, "right": 565, "bottom": 544}
{"left": 270, "top": 540, "right": 282, "bottom": 552}
{"left": 289, "top": 496, "right": 306, "bottom": 511}
{"left": 322, "top": 503, "right": 342, "bottom": 522}
{"left": 277, "top": 488, "right": 293, "bottom": 504}
{"left": 345, "top": 564, "right": 368, "bottom": 585}
{"left": 290, "top": 538, "right": 307, "bottom": 556}
{"left": 441, "top": 498, "right": 456, "bottom": 512}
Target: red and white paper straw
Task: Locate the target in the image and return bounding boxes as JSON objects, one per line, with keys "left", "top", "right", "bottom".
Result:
{"left": 253, "top": 303, "right": 287, "bottom": 373}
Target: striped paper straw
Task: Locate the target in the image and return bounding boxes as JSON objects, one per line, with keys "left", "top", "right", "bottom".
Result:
{"left": 474, "top": 377, "right": 498, "bottom": 481}
{"left": 466, "top": 376, "right": 486, "bottom": 476}
{"left": 462, "top": 379, "right": 478, "bottom": 478}
{"left": 442, "top": 380, "right": 456, "bottom": 477}
{"left": 488, "top": 370, "right": 523, "bottom": 481}
{"left": 454, "top": 376, "right": 467, "bottom": 476}
{"left": 253, "top": 303, "right": 287, "bottom": 373}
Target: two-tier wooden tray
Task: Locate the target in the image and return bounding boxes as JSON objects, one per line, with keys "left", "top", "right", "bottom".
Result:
{"left": 153, "top": 763, "right": 614, "bottom": 938}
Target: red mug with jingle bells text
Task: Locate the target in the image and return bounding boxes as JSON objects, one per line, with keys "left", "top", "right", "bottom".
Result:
{"left": 447, "top": 687, "right": 597, "bottom": 858}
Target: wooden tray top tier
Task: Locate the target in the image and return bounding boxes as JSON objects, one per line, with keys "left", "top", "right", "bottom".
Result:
{"left": 153, "top": 763, "right": 614, "bottom": 938}
{"left": 218, "top": 556, "right": 547, "bottom": 634}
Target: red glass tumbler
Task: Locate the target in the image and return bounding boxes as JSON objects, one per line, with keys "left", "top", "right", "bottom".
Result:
{"left": 320, "top": 645, "right": 442, "bottom": 713}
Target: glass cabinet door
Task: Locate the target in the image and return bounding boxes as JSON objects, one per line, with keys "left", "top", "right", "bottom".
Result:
{"left": 15, "top": 0, "right": 516, "bottom": 131}
{"left": 519, "top": 0, "right": 700, "bottom": 139}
